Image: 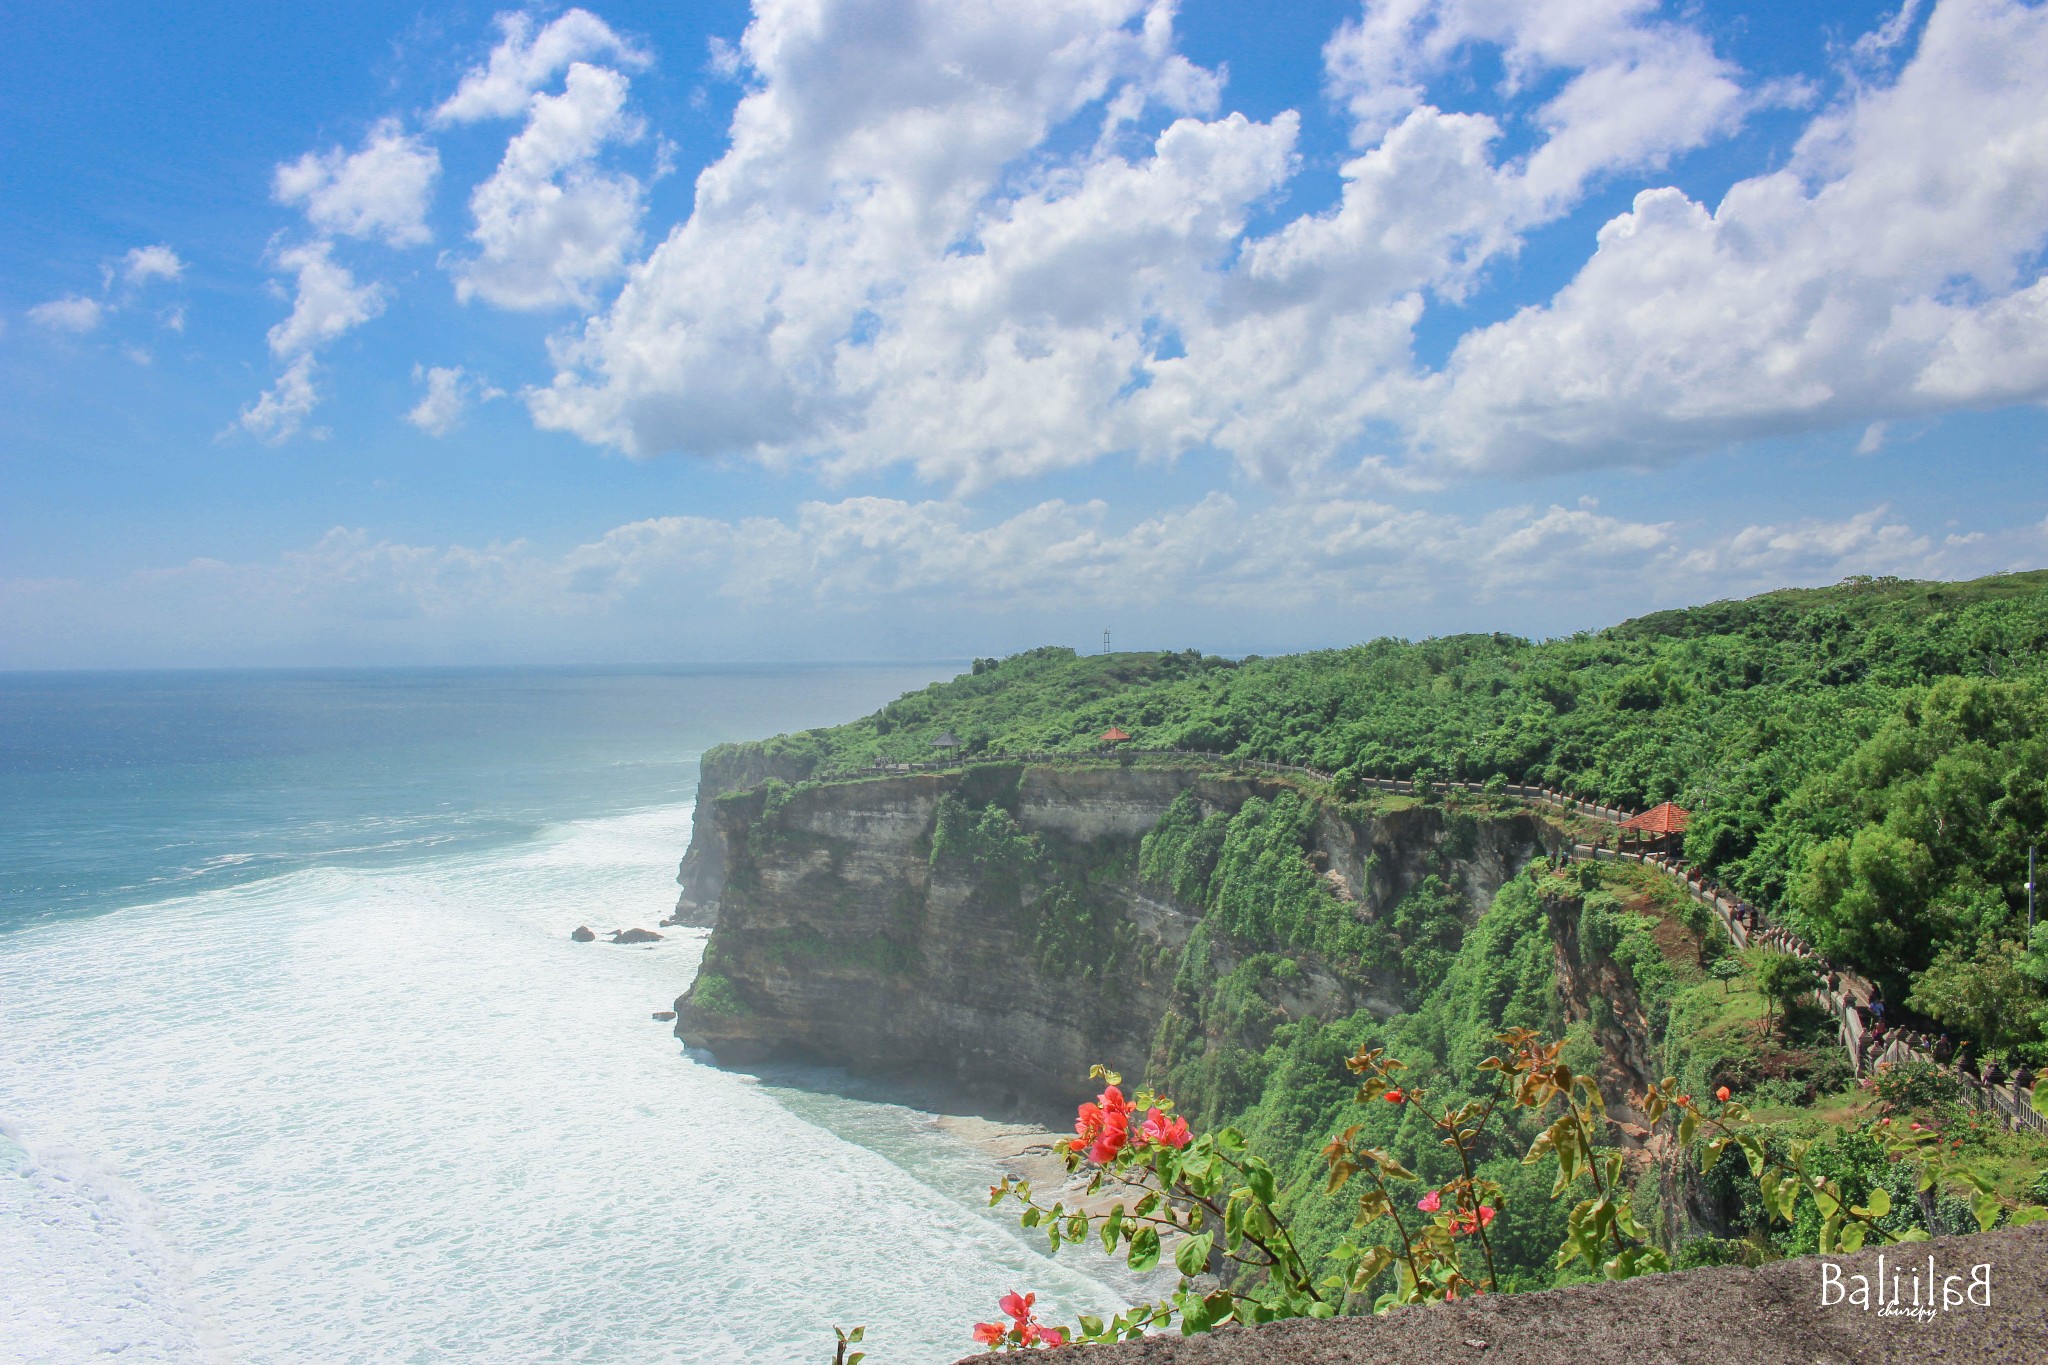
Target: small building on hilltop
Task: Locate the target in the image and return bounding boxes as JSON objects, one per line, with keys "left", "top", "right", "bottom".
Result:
{"left": 1620, "top": 801, "right": 1690, "bottom": 852}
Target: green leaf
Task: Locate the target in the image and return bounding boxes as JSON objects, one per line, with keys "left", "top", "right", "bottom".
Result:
{"left": 1349, "top": 1244, "right": 1395, "bottom": 1289}
{"left": 1175, "top": 1231, "right": 1215, "bottom": 1277}
{"left": 1129, "top": 1225, "right": 1162, "bottom": 1273}
{"left": 1972, "top": 1189, "right": 2001, "bottom": 1234}
{"left": 1858, "top": 1187, "right": 1891, "bottom": 1220}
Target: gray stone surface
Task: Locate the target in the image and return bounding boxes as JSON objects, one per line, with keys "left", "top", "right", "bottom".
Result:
{"left": 962, "top": 1225, "right": 2045, "bottom": 1364}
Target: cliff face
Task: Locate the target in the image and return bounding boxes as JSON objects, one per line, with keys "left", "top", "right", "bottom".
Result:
{"left": 670, "top": 743, "right": 818, "bottom": 926}
{"left": 675, "top": 763, "right": 1559, "bottom": 1110}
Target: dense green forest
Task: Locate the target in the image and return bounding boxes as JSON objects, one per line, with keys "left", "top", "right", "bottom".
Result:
{"left": 728, "top": 571, "right": 2048, "bottom": 1052}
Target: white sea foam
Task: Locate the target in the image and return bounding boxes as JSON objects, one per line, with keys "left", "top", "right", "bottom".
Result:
{"left": 0, "top": 805, "right": 1131, "bottom": 1364}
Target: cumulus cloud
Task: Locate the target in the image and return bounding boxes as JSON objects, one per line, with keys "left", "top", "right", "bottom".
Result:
{"left": 120, "top": 245, "right": 184, "bottom": 287}
{"left": 234, "top": 243, "right": 384, "bottom": 441}
{"left": 27, "top": 296, "right": 103, "bottom": 333}
{"left": 435, "top": 9, "right": 648, "bottom": 125}
{"left": 406, "top": 364, "right": 500, "bottom": 436}
{"left": 1402, "top": 0, "right": 2048, "bottom": 472}
{"left": 453, "top": 62, "right": 645, "bottom": 310}
{"left": 265, "top": 241, "right": 385, "bottom": 359}
{"left": 273, "top": 119, "right": 441, "bottom": 247}
{"left": 527, "top": 0, "right": 1780, "bottom": 485}
{"left": 519, "top": 0, "right": 2045, "bottom": 495}
{"left": 238, "top": 354, "right": 322, "bottom": 443}
{"left": 531, "top": 0, "right": 1265, "bottom": 476}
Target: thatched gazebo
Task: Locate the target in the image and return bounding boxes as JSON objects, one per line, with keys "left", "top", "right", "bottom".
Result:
{"left": 930, "top": 730, "right": 962, "bottom": 753}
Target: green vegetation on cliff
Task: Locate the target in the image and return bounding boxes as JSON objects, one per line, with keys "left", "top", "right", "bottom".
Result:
{"left": 689, "top": 570, "right": 2048, "bottom": 1304}
{"left": 714, "top": 570, "right": 2048, "bottom": 1055}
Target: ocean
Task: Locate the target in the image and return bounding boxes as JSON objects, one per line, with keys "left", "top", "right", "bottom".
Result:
{"left": 0, "top": 667, "right": 1134, "bottom": 1364}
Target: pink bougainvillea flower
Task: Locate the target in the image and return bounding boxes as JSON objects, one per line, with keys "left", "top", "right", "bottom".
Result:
{"left": 999, "top": 1292, "right": 1035, "bottom": 1323}
{"left": 1140, "top": 1107, "right": 1192, "bottom": 1150}
{"left": 1448, "top": 1205, "right": 1497, "bottom": 1236}
{"left": 1087, "top": 1110, "right": 1130, "bottom": 1163}
{"left": 973, "top": 1322, "right": 1005, "bottom": 1345}
{"left": 1417, "top": 1190, "right": 1442, "bottom": 1213}
{"left": 1910, "top": 1122, "right": 1922, "bottom": 1131}
{"left": 1715, "top": 1086, "right": 1731, "bottom": 1102}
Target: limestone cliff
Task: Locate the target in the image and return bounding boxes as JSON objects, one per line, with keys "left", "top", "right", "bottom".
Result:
{"left": 670, "top": 741, "right": 818, "bottom": 926}
{"left": 674, "top": 762, "right": 1559, "bottom": 1110}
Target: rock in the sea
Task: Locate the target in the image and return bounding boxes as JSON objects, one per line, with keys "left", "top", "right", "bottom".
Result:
{"left": 651, "top": 1010, "right": 677, "bottom": 1021}
{"left": 609, "top": 927, "right": 664, "bottom": 944}
{"left": 571, "top": 926, "right": 596, "bottom": 942}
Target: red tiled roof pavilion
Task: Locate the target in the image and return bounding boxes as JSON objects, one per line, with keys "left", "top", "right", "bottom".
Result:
{"left": 1620, "top": 802, "right": 1690, "bottom": 836}
{"left": 1099, "top": 726, "right": 1131, "bottom": 744}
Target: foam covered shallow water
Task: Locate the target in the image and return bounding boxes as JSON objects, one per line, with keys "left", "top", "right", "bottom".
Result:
{"left": 0, "top": 805, "right": 1129, "bottom": 1364}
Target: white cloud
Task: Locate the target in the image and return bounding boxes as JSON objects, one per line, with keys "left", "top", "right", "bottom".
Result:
{"left": 274, "top": 119, "right": 441, "bottom": 247}
{"left": 27, "top": 295, "right": 103, "bottom": 333}
{"left": 121, "top": 245, "right": 185, "bottom": 286}
{"left": 531, "top": 0, "right": 1265, "bottom": 473}
{"left": 1410, "top": 0, "right": 2048, "bottom": 473}
{"left": 520, "top": 0, "right": 2047, "bottom": 495}
{"left": 1323, "top": 0, "right": 1770, "bottom": 205}
{"left": 14, "top": 486, "right": 2034, "bottom": 667}
{"left": 453, "top": 62, "right": 645, "bottom": 310}
{"left": 1671, "top": 505, "right": 1943, "bottom": 585}
{"left": 238, "top": 354, "right": 322, "bottom": 443}
{"left": 406, "top": 364, "right": 500, "bottom": 436}
{"left": 265, "top": 241, "right": 386, "bottom": 359}
{"left": 434, "top": 8, "right": 648, "bottom": 125}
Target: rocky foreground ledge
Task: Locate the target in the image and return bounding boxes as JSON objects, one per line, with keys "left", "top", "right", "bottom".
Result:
{"left": 953, "top": 1224, "right": 2045, "bottom": 1365}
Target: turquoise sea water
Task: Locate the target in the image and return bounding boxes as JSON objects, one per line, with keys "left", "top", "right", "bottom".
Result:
{"left": 0, "top": 667, "right": 1134, "bottom": 1364}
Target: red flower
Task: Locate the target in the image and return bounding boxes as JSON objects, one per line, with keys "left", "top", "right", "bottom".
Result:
{"left": 1140, "top": 1107, "right": 1192, "bottom": 1150}
{"left": 999, "top": 1292, "right": 1035, "bottom": 1323}
{"left": 1385, "top": 1088, "right": 1405, "bottom": 1104}
{"left": 1715, "top": 1086, "right": 1731, "bottom": 1102}
{"left": 973, "top": 1322, "right": 1006, "bottom": 1345}
{"left": 1074, "top": 1103, "right": 1128, "bottom": 1162}
{"left": 1448, "top": 1206, "right": 1497, "bottom": 1236}
{"left": 1023, "top": 1323, "right": 1067, "bottom": 1346}
{"left": 1417, "top": 1189, "right": 1442, "bottom": 1213}
{"left": 1676, "top": 1094, "right": 1691, "bottom": 1107}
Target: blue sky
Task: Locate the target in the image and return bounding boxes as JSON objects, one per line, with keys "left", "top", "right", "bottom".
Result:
{"left": 4, "top": 0, "right": 2045, "bottom": 667}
